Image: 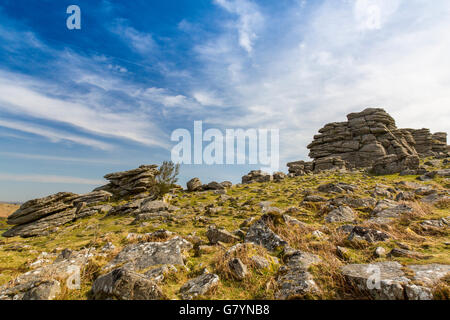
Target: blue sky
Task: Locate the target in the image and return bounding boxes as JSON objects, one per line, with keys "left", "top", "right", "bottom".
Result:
{"left": 0, "top": 0, "right": 449, "bottom": 202}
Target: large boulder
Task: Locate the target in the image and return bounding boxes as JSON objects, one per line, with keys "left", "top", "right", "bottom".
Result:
{"left": 3, "top": 192, "right": 79, "bottom": 238}
{"left": 186, "top": 178, "right": 202, "bottom": 191}
{"left": 241, "top": 170, "right": 273, "bottom": 184}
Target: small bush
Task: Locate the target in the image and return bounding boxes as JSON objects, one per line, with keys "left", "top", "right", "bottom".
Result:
{"left": 155, "top": 161, "right": 180, "bottom": 197}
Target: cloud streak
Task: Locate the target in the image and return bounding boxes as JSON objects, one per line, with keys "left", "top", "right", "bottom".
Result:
{"left": 0, "top": 173, "right": 105, "bottom": 185}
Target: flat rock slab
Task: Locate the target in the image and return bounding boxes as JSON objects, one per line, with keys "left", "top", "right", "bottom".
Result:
{"left": 325, "top": 206, "right": 356, "bottom": 223}
{"left": 341, "top": 261, "right": 450, "bottom": 300}
{"left": 106, "top": 236, "right": 192, "bottom": 271}
{"left": 179, "top": 273, "right": 220, "bottom": 300}
{"left": 92, "top": 268, "right": 165, "bottom": 300}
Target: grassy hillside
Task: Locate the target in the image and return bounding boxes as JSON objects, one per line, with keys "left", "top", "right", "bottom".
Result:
{"left": 0, "top": 158, "right": 448, "bottom": 300}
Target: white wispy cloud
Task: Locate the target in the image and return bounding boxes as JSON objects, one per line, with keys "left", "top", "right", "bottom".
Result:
{"left": 0, "top": 152, "right": 123, "bottom": 165}
{"left": 110, "top": 20, "right": 157, "bottom": 54}
{"left": 214, "top": 0, "right": 263, "bottom": 54}
{"left": 192, "top": 0, "right": 450, "bottom": 164}
{"left": 0, "top": 119, "right": 114, "bottom": 150}
{"left": 0, "top": 173, "right": 105, "bottom": 185}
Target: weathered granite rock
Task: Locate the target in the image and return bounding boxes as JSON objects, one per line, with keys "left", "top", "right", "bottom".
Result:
{"left": 313, "top": 156, "right": 347, "bottom": 172}
{"left": 371, "top": 154, "right": 420, "bottom": 175}
{"left": 0, "top": 249, "right": 94, "bottom": 300}
{"left": 6, "top": 192, "right": 78, "bottom": 226}
{"left": 3, "top": 207, "right": 77, "bottom": 238}
{"left": 329, "top": 196, "right": 376, "bottom": 209}
{"left": 242, "top": 170, "right": 273, "bottom": 184}
{"left": 91, "top": 268, "right": 165, "bottom": 300}
{"left": 348, "top": 226, "right": 390, "bottom": 243}
{"left": 318, "top": 182, "right": 356, "bottom": 194}
{"left": 0, "top": 280, "right": 61, "bottom": 301}
{"left": 228, "top": 258, "right": 248, "bottom": 280}
{"left": 206, "top": 225, "right": 240, "bottom": 244}
{"left": 325, "top": 206, "right": 356, "bottom": 223}
{"left": 186, "top": 178, "right": 202, "bottom": 191}
{"left": 73, "top": 191, "right": 112, "bottom": 207}
{"left": 275, "top": 249, "right": 321, "bottom": 299}
{"left": 105, "top": 237, "right": 192, "bottom": 271}
{"left": 179, "top": 273, "right": 220, "bottom": 300}
{"left": 308, "top": 108, "right": 418, "bottom": 169}
{"left": 273, "top": 172, "right": 287, "bottom": 182}
{"left": 96, "top": 165, "right": 159, "bottom": 198}
{"left": 341, "top": 261, "right": 450, "bottom": 300}
{"left": 245, "top": 215, "right": 288, "bottom": 251}
{"left": 287, "top": 161, "right": 314, "bottom": 176}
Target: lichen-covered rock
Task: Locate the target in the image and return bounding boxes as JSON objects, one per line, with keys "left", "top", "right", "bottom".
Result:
{"left": 371, "top": 154, "right": 420, "bottom": 175}
{"left": 96, "top": 165, "right": 159, "bottom": 198}
{"left": 91, "top": 268, "right": 165, "bottom": 300}
{"left": 242, "top": 170, "right": 273, "bottom": 184}
{"left": 206, "top": 225, "right": 240, "bottom": 244}
{"left": 105, "top": 236, "right": 192, "bottom": 271}
{"left": 179, "top": 273, "right": 220, "bottom": 299}
{"left": 275, "top": 249, "right": 321, "bottom": 299}
{"left": 245, "top": 216, "right": 288, "bottom": 251}
{"left": 341, "top": 261, "right": 450, "bottom": 300}
{"left": 228, "top": 258, "right": 248, "bottom": 280}
{"left": 186, "top": 178, "right": 202, "bottom": 191}
{"left": 287, "top": 161, "right": 314, "bottom": 176}
{"left": 307, "top": 108, "right": 418, "bottom": 169}
{"left": 325, "top": 206, "right": 356, "bottom": 223}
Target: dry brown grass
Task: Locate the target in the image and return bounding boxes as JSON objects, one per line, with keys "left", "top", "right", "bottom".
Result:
{"left": 0, "top": 203, "right": 19, "bottom": 218}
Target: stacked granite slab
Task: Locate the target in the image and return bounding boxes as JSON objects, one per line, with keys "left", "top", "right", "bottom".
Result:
{"left": 95, "top": 165, "right": 159, "bottom": 198}
{"left": 3, "top": 191, "right": 113, "bottom": 238}
{"left": 307, "top": 108, "right": 419, "bottom": 170}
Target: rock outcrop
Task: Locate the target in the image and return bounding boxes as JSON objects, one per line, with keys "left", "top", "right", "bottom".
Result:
{"left": 307, "top": 108, "right": 421, "bottom": 172}
{"left": 3, "top": 191, "right": 113, "bottom": 238}
{"left": 95, "top": 165, "right": 159, "bottom": 198}
{"left": 3, "top": 192, "right": 79, "bottom": 238}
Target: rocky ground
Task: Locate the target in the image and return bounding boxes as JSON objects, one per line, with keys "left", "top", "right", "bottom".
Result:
{"left": 0, "top": 156, "right": 448, "bottom": 300}
{"left": 0, "top": 108, "right": 448, "bottom": 300}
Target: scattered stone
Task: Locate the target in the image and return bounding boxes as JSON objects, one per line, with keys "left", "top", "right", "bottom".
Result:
{"left": 179, "top": 273, "right": 220, "bottom": 300}
{"left": 228, "top": 258, "right": 248, "bottom": 280}
{"left": 374, "top": 247, "right": 386, "bottom": 258}
{"left": 325, "top": 206, "right": 356, "bottom": 223}
{"left": 242, "top": 170, "right": 272, "bottom": 184}
{"left": 318, "top": 182, "right": 356, "bottom": 194}
{"left": 187, "top": 178, "right": 202, "bottom": 191}
{"left": 341, "top": 261, "right": 435, "bottom": 300}
{"left": 303, "top": 195, "right": 327, "bottom": 202}
{"left": 245, "top": 216, "right": 288, "bottom": 251}
{"left": 348, "top": 226, "right": 390, "bottom": 243}
{"left": 91, "top": 268, "right": 165, "bottom": 300}
{"left": 275, "top": 250, "right": 321, "bottom": 299}
{"left": 206, "top": 225, "right": 240, "bottom": 244}
{"left": 105, "top": 237, "right": 192, "bottom": 271}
